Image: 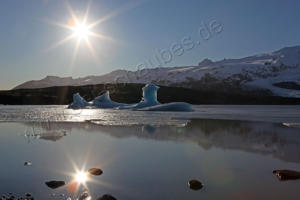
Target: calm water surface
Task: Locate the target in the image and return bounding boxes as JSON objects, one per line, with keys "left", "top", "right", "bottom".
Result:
{"left": 0, "top": 105, "right": 300, "bottom": 199}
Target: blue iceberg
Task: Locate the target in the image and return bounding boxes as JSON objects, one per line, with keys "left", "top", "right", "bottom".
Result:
{"left": 68, "top": 83, "right": 193, "bottom": 112}
{"left": 68, "top": 93, "right": 90, "bottom": 109}
{"left": 91, "top": 91, "right": 128, "bottom": 108}
{"left": 119, "top": 83, "right": 160, "bottom": 109}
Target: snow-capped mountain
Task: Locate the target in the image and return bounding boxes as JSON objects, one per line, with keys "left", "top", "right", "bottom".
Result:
{"left": 14, "top": 45, "right": 300, "bottom": 97}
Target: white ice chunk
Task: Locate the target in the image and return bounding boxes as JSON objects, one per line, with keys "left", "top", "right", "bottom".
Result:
{"left": 138, "top": 102, "right": 193, "bottom": 112}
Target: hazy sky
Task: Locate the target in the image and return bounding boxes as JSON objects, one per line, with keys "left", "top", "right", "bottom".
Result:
{"left": 1, "top": 0, "right": 300, "bottom": 89}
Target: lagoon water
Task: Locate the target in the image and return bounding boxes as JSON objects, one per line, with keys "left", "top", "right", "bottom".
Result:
{"left": 0, "top": 105, "right": 300, "bottom": 199}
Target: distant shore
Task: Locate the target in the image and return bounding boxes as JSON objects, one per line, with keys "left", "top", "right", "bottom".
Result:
{"left": 0, "top": 83, "right": 300, "bottom": 105}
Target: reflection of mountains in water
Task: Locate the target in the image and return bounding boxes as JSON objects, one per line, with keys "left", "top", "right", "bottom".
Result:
{"left": 24, "top": 119, "right": 300, "bottom": 163}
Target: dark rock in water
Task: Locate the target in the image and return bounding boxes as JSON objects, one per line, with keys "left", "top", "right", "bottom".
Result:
{"left": 97, "top": 194, "right": 117, "bottom": 200}
{"left": 188, "top": 179, "right": 203, "bottom": 190}
{"left": 88, "top": 168, "right": 103, "bottom": 176}
{"left": 45, "top": 180, "right": 65, "bottom": 189}
{"left": 1, "top": 193, "right": 35, "bottom": 200}
{"left": 24, "top": 162, "right": 32, "bottom": 166}
{"left": 273, "top": 169, "right": 300, "bottom": 181}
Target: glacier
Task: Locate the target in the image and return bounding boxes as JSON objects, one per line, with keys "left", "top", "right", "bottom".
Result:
{"left": 68, "top": 83, "right": 193, "bottom": 112}
{"left": 14, "top": 45, "right": 300, "bottom": 98}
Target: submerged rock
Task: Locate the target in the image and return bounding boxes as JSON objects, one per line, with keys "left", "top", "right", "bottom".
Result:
{"left": 45, "top": 180, "right": 65, "bottom": 189}
{"left": 88, "top": 168, "right": 103, "bottom": 176}
{"left": 188, "top": 179, "right": 203, "bottom": 190}
{"left": 97, "top": 194, "right": 117, "bottom": 200}
{"left": 273, "top": 169, "right": 300, "bottom": 181}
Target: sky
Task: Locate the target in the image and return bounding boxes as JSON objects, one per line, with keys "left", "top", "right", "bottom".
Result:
{"left": 1, "top": 0, "right": 300, "bottom": 90}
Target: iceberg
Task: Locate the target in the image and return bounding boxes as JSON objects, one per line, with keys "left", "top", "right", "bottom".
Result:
{"left": 68, "top": 93, "right": 90, "bottom": 109}
{"left": 91, "top": 91, "right": 128, "bottom": 108}
{"left": 119, "top": 83, "right": 160, "bottom": 109}
{"left": 68, "top": 83, "right": 193, "bottom": 112}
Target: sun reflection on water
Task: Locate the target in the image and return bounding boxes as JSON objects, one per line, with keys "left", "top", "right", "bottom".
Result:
{"left": 75, "top": 171, "right": 88, "bottom": 184}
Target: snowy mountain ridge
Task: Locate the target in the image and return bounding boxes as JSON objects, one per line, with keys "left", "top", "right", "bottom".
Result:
{"left": 14, "top": 45, "right": 300, "bottom": 97}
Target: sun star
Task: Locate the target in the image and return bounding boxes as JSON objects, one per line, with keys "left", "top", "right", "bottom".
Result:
{"left": 75, "top": 171, "right": 88, "bottom": 183}
{"left": 46, "top": 0, "right": 142, "bottom": 66}
{"left": 47, "top": 0, "right": 114, "bottom": 64}
{"left": 72, "top": 22, "right": 90, "bottom": 41}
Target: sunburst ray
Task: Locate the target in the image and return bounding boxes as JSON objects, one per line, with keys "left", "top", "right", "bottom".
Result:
{"left": 47, "top": 34, "right": 76, "bottom": 51}
{"left": 85, "top": 38, "right": 99, "bottom": 63}
{"left": 71, "top": 39, "right": 81, "bottom": 66}
{"left": 88, "top": 0, "right": 143, "bottom": 29}
{"left": 88, "top": 32, "right": 114, "bottom": 41}
{"left": 83, "top": 0, "right": 92, "bottom": 24}
{"left": 65, "top": 0, "right": 79, "bottom": 25}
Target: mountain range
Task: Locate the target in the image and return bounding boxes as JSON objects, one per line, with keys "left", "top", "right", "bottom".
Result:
{"left": 14, "top": 45, "right": 300, "bottom": 98}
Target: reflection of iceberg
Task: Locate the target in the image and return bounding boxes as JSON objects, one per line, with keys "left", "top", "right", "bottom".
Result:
{"left": 36, "top": 131, "right": 67, "bottom": 142}
{"left": 95, "top": 119, "right": 300, "bottom": 163}
{"left": 25, "top": 119, "right": 300, "bottom": 163}
{"left": 25, "top": 130, "right": 67, "bottom": 142}
{"left": 68, "top": 83, "right": 193, "bottom": 112}
{"left": 282, "top": 122, "right": 300, "bottom": 129}
{"left": 24, "top": 123, "right": 68, "bottom": 142}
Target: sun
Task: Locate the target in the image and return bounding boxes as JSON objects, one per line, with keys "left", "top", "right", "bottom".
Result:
{"left": 75, "top": 171, "right": 88, "bottom": 183}
{"left": 72, "top": 22, "right": 90, "bottom": 41}
{"left": 46, "top": 0, "right": 141, "bottom": 65}
{"left": 46, "top": 0, "right": 115, "bottom": 64}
